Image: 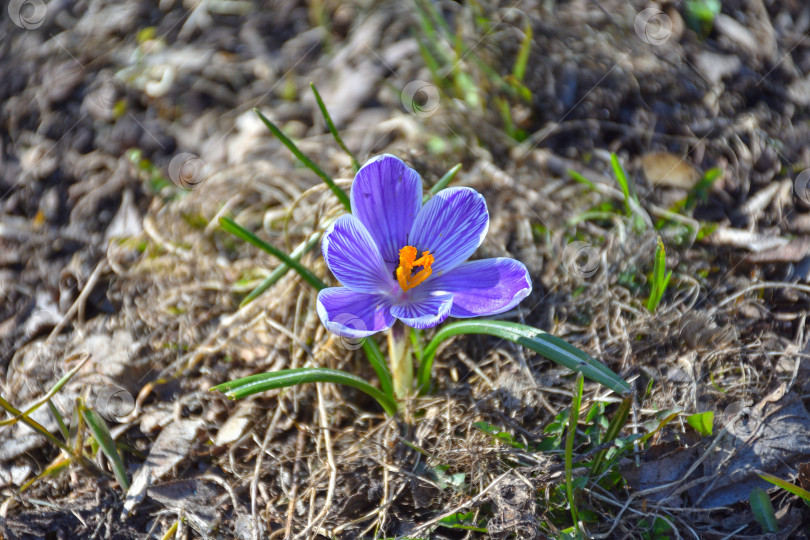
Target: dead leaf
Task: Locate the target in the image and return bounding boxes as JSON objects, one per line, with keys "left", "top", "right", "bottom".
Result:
{"left": 148, "top": 478, "right": 220, "bottom": 537}
{"left": 691, "top": 392, "right": 810, "bottom": 508}
{"left": 122, "top": 418, "right": 202, "bottom": 517}
{"left": 641, "top": 153, "right": 701, "bottom": 190}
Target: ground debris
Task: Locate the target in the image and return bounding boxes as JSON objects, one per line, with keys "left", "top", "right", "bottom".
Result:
{"left": 487, "top": 473, "right": 540, "bottom": 539}
{"left": 147, "top": 478, "right": 222, "bottom": 538}
{"left": 625, "top": 390, "right": 810, "bottom": 509}
{"left": 123, "top": 418, "right": 203, "bottom": 517}
{"left": 692, "top": 391, "right": 810, "bottom": 508}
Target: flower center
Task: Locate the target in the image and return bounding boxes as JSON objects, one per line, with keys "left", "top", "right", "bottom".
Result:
{"left": 396, "top": 245, "right": 434, "bottom": 292}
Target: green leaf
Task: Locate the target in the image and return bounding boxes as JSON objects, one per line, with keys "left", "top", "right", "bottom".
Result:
{"left": 758, "top": 471, "right": 810, "bottom": 503}
{"left": 431, "top": 465, "right": 465, "bottom": 491}
{"left": 438, "top": 511, "right": 487, "bottom": 532}
{"left": 81, "top": 407, "right": 130, "bottom": 491}
{"left": 253, "top": 108, "right": 350, "bottom": 210}
{"left": 750, "top": 487, "right": 779, "bottom": 533}
{"left": 417, "top": 320, "right": 631, "bottom": 396}
{"left": 686, "top": 411, "right": 714, "bottom": 436}
{"left": 566, "top": 373, "right": 584, "bottom": 532}
{"left": 310, "top": 83, "right": 360, "bottom": 172}
{"left": 219, "top": 216, "right": 326, "bottom": 291}
{"left": 212, "top": 367, "right": 397, "bottom": 416}
{"left": 685, "top": 0, "right": 721, "bottom": 35}
{"left": 473, "top": 421, "right": 527, "bottom": 450}
{"left": 361, "top": 338, "right": 393, "bottom": 401}
{"left": 426, "top": 163, "right": 462, "bottom": 199}
{"left": 241, "top": 231, "right": 321, "bottom": 306}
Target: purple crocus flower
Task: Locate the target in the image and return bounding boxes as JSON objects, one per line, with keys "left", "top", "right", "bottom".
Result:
{"left": 317, "top": 154, "right": 532, "bottom": 338}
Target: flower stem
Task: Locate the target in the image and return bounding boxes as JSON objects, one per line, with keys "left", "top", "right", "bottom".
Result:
{"left": 388, "top": 322, "right": 413, "bottom": 400}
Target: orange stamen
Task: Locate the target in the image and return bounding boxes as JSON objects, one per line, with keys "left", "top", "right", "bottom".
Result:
{"left": 396, "top": 245, "right": 434, "bottom": 291}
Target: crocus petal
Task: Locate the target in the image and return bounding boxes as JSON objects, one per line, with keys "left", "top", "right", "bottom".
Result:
{"left": 408, "top": 187, "right": 488, "bottom": 275}
{"left": 351, "top": 154, "right": 423, "bottom": 267}
{"left": 425, "top": 258, "right": 532, "bottom": 318}
{"left": 322, "top": 214, "right": 394, "bottom": 293}
{"left": 390, "top": 291, "right": 453, "bottom": 329}
{"left": 317, "top": 287, "right": 395, "bottom": 338}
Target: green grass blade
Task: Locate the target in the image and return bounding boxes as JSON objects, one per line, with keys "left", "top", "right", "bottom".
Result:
{"left": 412, "top": 0, "right": 452, "bottom": 66}
{"left": 567, "top": 169, "right": 597, "bottom": 190}
{"left": 610, "top": 155, "right": 635, "bottom": 213}
{"left": 419, "top": 0, "right": 453, "bottom": 35}
{"left": 685, "top": 167, "right": 723, "bottom": 210}
{"left": 611, "top": 153, "right": 633, "bottom": 214}
{"left": 160, "top": 522, "right": 179, "bottom": 540}
{"left": 638, "top": 411, "right": 680, "bottom": 446}
{"left": 410, "top": 328, "right": 424, "bottom": 362}
{"left": 362, "top": 338, "right": 393, "bottom": 401}
{"left": 750, "top": 487, "right": 779, "bottom": 533}
{"left": 310, "top": 83, "right": 360, "bottom": 172}
{"left": 758, "top": 472, "right": 810, "bottom": 503}
{"left": 589, "top": 396, "right": 632, "bottom": 476}
{"left": 81, "top": 406, "right": 130, "bottom": 491}
{"left": 219, "top": 216, "right": 326, "bottom": 291}
{"left": 426, "top": 163, "right": 462, "bottom": 200}
{"left": 565, "top": 372, "right": 584, "bottom": 532}
{"left": 412, "top": 0, "right": 438, "bottom": 44}
{"left": 0, "top": 353, "right": 91, "bottom": 427}
{"left": 253, "top": 108, "right": 351, "bottom": 210}
{"left": 240, "top": 231, "right": 322, "bottom": 307}
{"left": 0, "top": 395, "right": 77, "bottom": 457}
{"left": 611, "top": 153, "right": 646, "bottom": 232}
{"left": 417, "top": 320, "right": 630, "bottom": 396}
{"left": 512, "top": 21, "right": 532, "bottom": 82}
{"left": 496, "top": 96, "right": 516, "bottom": 139}
{"left": 13, "top": 455, "right": 71, "bottom": 499}
{"left": 415, "top": 38, "right": 443, "bottom": 82}
{"left": 48, "top": 400, "right": 69, "bottom": 442}
{"left": 646, "top": 237, "right": 672, "bottom": 312}
{"left": 212, "top": 367, "right": 397, "bottom": 416}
